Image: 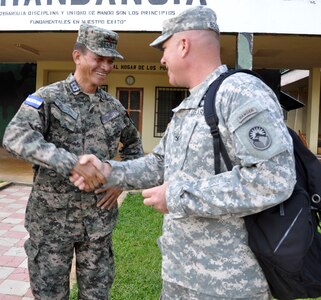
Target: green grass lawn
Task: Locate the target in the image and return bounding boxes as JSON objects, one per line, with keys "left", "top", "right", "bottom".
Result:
{"left": 70, "top": 192, "right": 163, "bottom": 300}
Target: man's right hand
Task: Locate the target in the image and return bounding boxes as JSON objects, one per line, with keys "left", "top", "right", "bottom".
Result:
{"left": 70, "top": 155, "right": 112, "bottom": 191}
{"left": 71, "top": 158, "right": 106, "bottom": 191}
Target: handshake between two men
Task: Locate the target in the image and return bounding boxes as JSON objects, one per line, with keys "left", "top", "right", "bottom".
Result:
{"left": 71, "top": 154, "right": 110, "bottom": 192}
{"left": 71, "top": 155, "right": 119, "bottom": 210}
{"left": 70, "top": 154, "right": 169, "bottom": 214}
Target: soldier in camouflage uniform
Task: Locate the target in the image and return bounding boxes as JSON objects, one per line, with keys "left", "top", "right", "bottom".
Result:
{"left": 71, "top": 7, "right": 296, "bottom": 300}
{"left": 3, "top": 24, "right": 143, "bottom": 300}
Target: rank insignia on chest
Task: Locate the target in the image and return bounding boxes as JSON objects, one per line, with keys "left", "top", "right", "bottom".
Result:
{"left": 70, "top": 80, "right": 80, "bottom": 93}
{"left": 192, "top": 107, "right": 204, "bottom": 116}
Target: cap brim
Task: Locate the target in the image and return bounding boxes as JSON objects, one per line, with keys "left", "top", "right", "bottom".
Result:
{"left": 149, "top": 33, "right": 172, "bottom": 49}
{"left": 88, "top": 46, "right": 124, "bottom": 60}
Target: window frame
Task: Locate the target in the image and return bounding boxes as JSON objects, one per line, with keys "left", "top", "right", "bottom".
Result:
{"left": 154, "top": 86, "right": 189, "bottom": 137}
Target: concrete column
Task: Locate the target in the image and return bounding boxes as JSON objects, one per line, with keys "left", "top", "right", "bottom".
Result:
{"left": 236, "top": 33, "right": 253, "bottom": 70}
{"left": 306, "top": 68, "right": 321, "bottom": 154}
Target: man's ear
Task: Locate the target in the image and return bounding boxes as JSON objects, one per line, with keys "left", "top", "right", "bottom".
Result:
{"left": 180, "top": 38, "right": 190, "bottom": 57}
{"left": 72, "top": 50, "right": 81, "bottom": 64}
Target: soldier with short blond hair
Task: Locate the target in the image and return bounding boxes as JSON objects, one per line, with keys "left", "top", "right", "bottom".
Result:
{"left": 71, "top": 7, "right": 296, "bottom": 300}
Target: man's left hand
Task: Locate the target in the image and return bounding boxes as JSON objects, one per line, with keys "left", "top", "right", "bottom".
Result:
{"left": 96, "top": 186, "right": 122, "bottom": 210}
{"left": 142, "top": 182, "right": 169, "bottom": 214}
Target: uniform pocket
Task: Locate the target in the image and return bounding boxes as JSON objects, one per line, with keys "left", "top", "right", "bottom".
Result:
{"left": 101, "top": 113, "right": 125, "bottom": 138}
{"left": 97, "top": 205, "right": 118, "bottom": 234}
{"left": 51, "top": 101, "right": 78, "bottom": 132}
{"left": 101, "top": 113, "right": 125, "bottom": 157}
{"left": 37, "top": 191, "right": 70, "bottom": 209}
{"left": 24, "top": 239, "right": 39, "bottom": 261}
{"left": 166, "top": 115, "right": 198, "bottom": 172}
{"left": 229, "top": 103, "right": 288, "bottom": 161}
{"left": 33, "top": 191, "right": 70, "bottom": 238}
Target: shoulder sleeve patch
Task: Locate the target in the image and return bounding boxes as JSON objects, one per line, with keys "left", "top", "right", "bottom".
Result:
{"left": 24, "top": 95, "right": 44, "bottom": 109}
{"left": 248, "top": 126, "right": 272, "bottom": 150}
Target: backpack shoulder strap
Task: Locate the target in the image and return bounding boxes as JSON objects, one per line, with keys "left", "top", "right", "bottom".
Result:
{"left": 204, "top": 68, "right": 261, "bottom": 174}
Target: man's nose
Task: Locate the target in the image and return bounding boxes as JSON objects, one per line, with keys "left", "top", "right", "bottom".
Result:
{"left": 160, "top": 57, "right": 166, "bottom": 66}
{"left": 101, "top": 59, "right": 112, "bottom": 71}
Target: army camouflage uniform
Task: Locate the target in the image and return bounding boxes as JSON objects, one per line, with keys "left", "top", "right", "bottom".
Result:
{"left": 3, "top": 73, "right": 143, "bottom": 300}
{"left": 105, "top": 64, "right": 296, "bottom": 299}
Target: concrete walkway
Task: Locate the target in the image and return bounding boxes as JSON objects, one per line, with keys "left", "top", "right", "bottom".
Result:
{"left": 0, "top": 183, "right": 33, "bottom": 300}
{"left": 0, "top": 147, "right": 33, "bottom": 299}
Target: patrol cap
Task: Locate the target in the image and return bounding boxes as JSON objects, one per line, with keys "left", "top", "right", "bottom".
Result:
{"left": 150, "top": 6, "right": 220, "bottom": 49}
{"left": 77, "top": 24, "right": 124, "bottom": 59}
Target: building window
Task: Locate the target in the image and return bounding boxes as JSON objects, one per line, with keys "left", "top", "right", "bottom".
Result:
{"left": 154, "top": 87, "right": 189, "bottom": 137}
{"left": 117, "top": 88, "right": 143, "bottom": 133}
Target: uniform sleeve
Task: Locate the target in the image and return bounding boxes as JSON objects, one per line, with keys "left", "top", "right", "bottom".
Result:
{"left": 118, "top": 112, "right": 144, "bottom": 161}
{"left": 166, "top": 152, "right": 296, "bottom": 219}
{"left": 3, "top": 96, "right": 78, "bottom": 177}
{"left": 166, "top": 76, "right": 297, "bottom": 219}
{"left": 106, "top": 128, "right": 168, "bottom": 189}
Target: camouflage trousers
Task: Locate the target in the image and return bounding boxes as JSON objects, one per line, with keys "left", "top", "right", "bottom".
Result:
{"left": 160, "top": 280, "right": 272, "bottom": 300}
{"left": 24, "top": 234, "right": 115, "bottom": 300}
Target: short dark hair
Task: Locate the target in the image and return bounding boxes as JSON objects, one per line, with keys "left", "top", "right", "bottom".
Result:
{"left": 74, "top": 42, "right": 87, "bottom": 53}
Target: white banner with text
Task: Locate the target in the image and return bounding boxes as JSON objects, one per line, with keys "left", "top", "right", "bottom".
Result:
{"left": 0, "top": 0, "right": 321, "bottom": 34}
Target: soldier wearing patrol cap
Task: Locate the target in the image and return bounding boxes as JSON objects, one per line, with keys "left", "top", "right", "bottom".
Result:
{"left": 3, "top": 24, "right": 143, "bottom": 299}
{"left": 77, "top": 23, "right": 124, "bottom": 59}
{"left": 71, "top": 6, "right": 296, "bottom": 300}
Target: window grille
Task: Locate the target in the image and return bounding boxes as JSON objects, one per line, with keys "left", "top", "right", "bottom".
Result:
{"left": 154, "top": 87, "right": 189, "bottom": 137}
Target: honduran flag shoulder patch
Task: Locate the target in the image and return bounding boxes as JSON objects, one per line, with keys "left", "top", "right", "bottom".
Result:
{"left": 24, "top": 95, "right": 44, "bottom": 109}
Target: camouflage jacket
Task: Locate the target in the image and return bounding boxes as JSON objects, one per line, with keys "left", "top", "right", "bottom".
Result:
{"left": 106, "top": 65, "right": 296, "bottom": 298}
{"left": 3, "top": 73, "right": 143, "bottom": 242}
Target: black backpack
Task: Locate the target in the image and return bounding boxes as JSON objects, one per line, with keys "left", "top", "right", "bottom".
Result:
{"left": 204, "top": 69, "right": 321, "bottom": 300}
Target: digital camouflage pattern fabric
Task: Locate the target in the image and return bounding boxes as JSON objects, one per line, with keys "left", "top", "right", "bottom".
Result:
{"left": 105, "top": 64, "right": 296, "bottom": 299}
{"left": 150, "top": 6, "right": 220, "bottom": 49}
{"left": 77, "top": 24, "right": 124, "bottom": 59}
{"left": 3, "top": 74, "right": 143, "bottom": 299}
